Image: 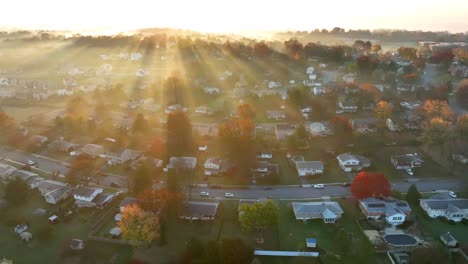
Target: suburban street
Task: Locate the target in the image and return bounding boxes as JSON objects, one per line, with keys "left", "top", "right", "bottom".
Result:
{"left": 190, "top": 179, "right": 466, "bottom": 200}
{"left": 1, "top": 146, "right": 466, "bottom": 199}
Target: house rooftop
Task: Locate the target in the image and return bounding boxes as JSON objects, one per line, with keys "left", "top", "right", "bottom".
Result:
{"left": 180, "top": 201, "right": 219, "bottom": 218}
{"left": 292, "top": 202, "right": 343, "bottom": 217}
{"left": 119, "top": 197, "right": 139, "bottom": 209}
{"left": 420, "top": 198, "right": 468, "bottom": 210}
{"left": 295, "top": 161, "right": 324, "bottom": 171}
{"left": 73, "top": 186, "right": 101, "bottom": 197}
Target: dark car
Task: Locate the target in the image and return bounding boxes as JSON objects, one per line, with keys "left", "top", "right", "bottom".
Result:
{"left": 342, "top": 182, "right": 351, "bottom": 187}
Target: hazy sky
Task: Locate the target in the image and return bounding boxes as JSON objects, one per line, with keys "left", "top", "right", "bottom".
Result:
{"left": 1, "top": 0, "right": 467, "bottom": 33}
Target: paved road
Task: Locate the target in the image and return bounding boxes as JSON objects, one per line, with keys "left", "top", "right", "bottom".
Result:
{"left": 189, "top": 179, "right": 466, "bottom": 200}
{"left": 1, "top": 147, "right": 466, "bottom": 199}
{"left": 0, "top": 147, "right": 128, "bottom": 188}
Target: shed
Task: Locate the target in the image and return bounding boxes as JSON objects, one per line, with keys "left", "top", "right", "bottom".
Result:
{"left": 70, "top": 239, "right": 85, "bottom": 250}
{"left": 440, "top": 232, "right": 458, "bottom": 247}
{"left": 20, "top": 232, "right": 32, "bottom": 242}
{"left": 306, "top": 238, "right": 317, "bottom": 248}
{"left": 109, "top": 227, "right": 121, "bottom": 237}
{"left": 48, "top": 215, "right": 58, "bottom": 224}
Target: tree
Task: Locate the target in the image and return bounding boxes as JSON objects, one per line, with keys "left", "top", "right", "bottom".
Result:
{"left": 253, "top": 41, "right": 273, "bottom": 57}
{"left": 137, "top": 188, "right": 182, "bottom": 217}
{"left": 356, "top": 56, "right": 379, "bottom": 74}
{"left": 398, "top": 47, "right": 417, "bottom": 60}
{"left": 295, "top": 124, "right": 308, "bottom": 139}
{"left": 351, "top": 172, "right": 391, "bottom": 199}
{"left": 330, "top": 115, "right": 353, "bottom": 145}
{"left": 406, "top": 184, "right": 421, "bottom": 205}
{"left": 132, "top": 113, "right": 149, "bottom": 135}
{"left": 118, "top": 204, "right": 159, "bottom": 245}
{"left": 65, "top": 154, "right": 96, "bottom": 185}
{"left": 421, "top": 117, "right": 452, "bottom": 146}
{"left": 237, "top": 103, "right": 255, "bottom": 120}
{"left": 455, "top": 114, "right": 468, "bottom": 141}
{"left": 421, "top": 100, "right": 455, "bottom": 122}
{"left": 148, "top": 136, "right": 166, "bottom": 158}
{"left": 371, "top": 44, "right": 382, "bottom": 53}
{"left": 167, "top": 110, "right": 193, "bottom": 157}
{"left": 238, "top": 200, "right": 279, "bottom": 240}
{"left": 5, "top": 178, "right": 29, "bottom": 205}
{"left": 409, "top": 247, "right": 450, "bottom": 264}
{"left": 133, "top": 164, "right": 152, "bottom": 195}
{"left": 0, "top": 112, "right": 17, "bottom": 132}
{"left": 218, "top": 238, "right": 254, "bottom": 264}
{"left": 164, "top": 73, "right": 185, "bottom": 105}
{"left": 374, "top": 101, "right": 393, "bottom": 127}
{"left": 65, "top": 96, "right": 88, "bottom": 120}
{"left": 334, "top": 228, "right": 351, "bottom": 256}
{"left": 455, "top": 79, "right": 468, "bottom": 109}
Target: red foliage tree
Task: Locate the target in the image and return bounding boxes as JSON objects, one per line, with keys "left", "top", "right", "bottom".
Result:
{"left": 148, "top": 136, "right": 166, "bottom": 158}
{"left": 351, "top": 172, "right": 391, "bottom": 199}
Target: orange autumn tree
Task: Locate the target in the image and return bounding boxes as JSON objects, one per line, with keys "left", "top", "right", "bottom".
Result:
{"left": 118, "top": 204, "right": 159, "bottom": 245}
{"left": 421, "top": 100, "right": 455, "bottom": 122}
{"left": 351, "top": 172, "right": 391, "bottom": 199}
{"left": 137, "top": 188, "right": 183, "bottom": 217}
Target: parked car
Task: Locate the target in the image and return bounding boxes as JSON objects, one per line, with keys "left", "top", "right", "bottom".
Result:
{"left": 224, "top": 193, "right": 234, "bottom": 198}
{"left": 448, "top": 191, "right": 457, "bottom": 198}
{"left": 342, "top": 182, "right": 351, "bottom": 187}
{"left": 313, "top": 184, "right": 325, "bottom": 189}
{"left": 405, "top": 169, "right": 414, "bottom": 176}
{"left": 200, "top": 191, "right": 210, "bottom": 197}
{"left": 26, "top": 160, "right": 36, "bottom": 166}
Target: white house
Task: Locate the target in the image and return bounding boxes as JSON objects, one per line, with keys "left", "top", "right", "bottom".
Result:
{"left": 292, "top": 201, "right": 343, "bottom": 223}
{"left": 308, "top": 122, "right": 332, "bottom": 136}
{"left": 359, "top": 198, "right": 412, "bottom": 225}
{"left": 203, "top": 87, "right": 220, "bottom": 94}
{"left": 391, "top": 154, "right": 423, "bottom": 170}
{"left": 386, "top": 118, "right": 400, "bottom": 132}
{"left": 266, "top": 110, "right": 286, "bottom": 120}
{"left": 306, "top": 66, "right": 315, "bottom": 75}
{"left": 37, "top": 180, "right": 72, "bottom": 204}
{"left": 295, "top": 161, "right": 324, "bottom": 177}
{"left": 420, "top": 198, "right": 468, "bottom": 222}
{"left": 165, "top": 157, "right": 197, "bottom": 172}
{"left": 256, "top": 152, "right": 273, "bottom": 159}
{"left": 336, "top": 153, "right": 371, "bottom": 172}
{"left": 73, "top": 186, "right": 104, "bottom": 207}
{"left": 267, "top": 81, "right": 281, "bottom": 89}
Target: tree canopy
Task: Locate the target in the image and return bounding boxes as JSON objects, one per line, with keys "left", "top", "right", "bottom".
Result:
{"left": 5, "top": 178, "right": 30, "bottom": 205}
{"left": 351, "top": 172, "right": 391, "bottom": 199}
{"left": 118, "top": 204, "right": 159, "bottom": 245}
{"left": 238, "top": 200, "right": 279, "bottom": 236}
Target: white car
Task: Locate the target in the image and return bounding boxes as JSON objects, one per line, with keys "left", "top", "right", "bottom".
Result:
{"left": 448, "top": 191, "right": 457, "bottom": 198}
{"left": 225, "top": 193, "right": 234, "bottom": 198}
{"left": 26, "top": 160, "right": 36, "bottom": 166}
{"left": 199, "top": 191, "right": 210, "bottom": 197}
{"left": 405, "top": 169, "right": 414, "bottom": 176}
{"left": 313, "top": 184, "right": 325, "bottom": 189}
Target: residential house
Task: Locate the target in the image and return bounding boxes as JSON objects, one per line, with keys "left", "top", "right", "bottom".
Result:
{"left": 294, "top": 161, "right": 324, "bottom": 177}
{"left": 391, "top": 154, "right": 423, "bottom": 170}
{"left": 165, "top": 157, "right": 197, "bottom": 172}
{"left": 179, "top": 201, "right": 219, "bottom": 221}
{"left": 0, "top": 163, "right": 16, "bottom": 181}
{"left": 266, "top": 110, "right": 286, "bottom": 120}
{"left": 306, "top": 66, "right": 315, "bottom": 75}
{"left": 24, "top": 176, "right": 45, "bottom": 189}
{"left": 203, "top": 87, "right": 220, "bottom": 94}
{"left": 195, "top": 106, "right": 214, "bottom": 115}
{"left": 30, "top": 135, "right": 48, "bottom": 146}
{"left": 251, "top": 161, "right": 270, "bottom": 176}
{"left": 267, "top": 81, "right": 281, "bottom": 89}
{"left": 308, "top": 122, "right": 332, "bottom": 136}
{"left": 452, "top": 154, "right": 468, "bottom": 165}
{"left": 73, "top": 186, "right": 103, "bottom": 207}
{"left": 12, "top": 170, "right": 39, "bottom": 182}
{"left": 419, "top": 198, "right": 468, "bottom": 222}
{"left": 119, "top": 197, "right": 139, "bottom": 212}
{"left": 274, "top": 124, "right": 296, "bottom": 140}
{"left": 359, "top": 198, "right": 412, "bottom": 225}
{"left": 106, "top": 149, "right": 141, "bottom": 166}
{"left": 396, "top": 84, "right": 415, "bottom": 93}
{"left": 192, "top": 123, "right": 219, "bottom": 137}
{"left": 37, "top": 180, "right": 72, "bottom": 204}
{"left": 400, "top": 101, "right": 421, "bottom": 110}
{"left": 130, "top": 156, "right": 163, "bottom": 170}
{"left": 386, "top": 118, "right": 401, "bottom": 132}
{"left": 48, "top": 139, "right": 79, "bottom": 153}
{"left": 448, "top": 61, "right": 468, "bottom": 78}
{"left": 292, "top": 201, "right": 344, "bottom": 223}
{"left": 336, "top": 153, "right": 371, "bottom": 172}
{"left": 204, "top": 157, "right": 234, "bottom": 176}
{"left": 350, "top": 118, "right": 377, "bottom": 134}
{"left": 337, "top": 99, "right": 358, "bottom": 113}
{"left": 80, "top": 144, "right": 105, "bottom": 158}
{"left": 440, "top": 232, "right": 458, "bottom": 247}
{"left": 164, "top": 104, "right": 187, "bottom": 114}
{"left": 256, "top": 152, "right": 273, "bottom": 159}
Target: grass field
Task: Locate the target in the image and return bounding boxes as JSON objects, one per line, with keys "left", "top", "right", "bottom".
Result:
{"left": 0, "top": 185, "right": 132, "bottom": 263}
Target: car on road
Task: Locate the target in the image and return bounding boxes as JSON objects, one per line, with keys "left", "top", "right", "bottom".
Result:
{"left": 448, "top": 191, "right": 457, "bottom": 198}
{"left": 405, "top": 169, "right": 414, "bottom": 176}
{"left": 200, "top": 191, "right": 210, "bottom": 197}
{"left": 313, "top": 184, "right": 325, "bottom": 189}
{"left": 224, "top": 193, "right": 234, "bottom": 198}
{"left": 342, "top": 182, "right": 351, "bottom": 187}
{"left": 26, "top": 160, "right": 36, "bottom": 166}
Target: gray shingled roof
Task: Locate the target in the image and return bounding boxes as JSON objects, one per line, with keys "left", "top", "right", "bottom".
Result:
{"left": 421, "top": 199, "right": 468, "bottom": 210}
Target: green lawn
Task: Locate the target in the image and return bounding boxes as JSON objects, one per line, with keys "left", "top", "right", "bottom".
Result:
{"left": 0, "top": 187, "right": 133, "bottom": 263}
{"left": 411, "top": 203, "right": 468, "bottom": 244}
{"left": 277, "top": 199, "right": 377, "bottom": 264}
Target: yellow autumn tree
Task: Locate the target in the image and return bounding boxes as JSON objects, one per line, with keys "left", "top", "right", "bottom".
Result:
{"left": 118, "top": 204, "right": 159, "bottom": 245}
{"left": 374, "top": 101, "right": 393, "bottom": 127}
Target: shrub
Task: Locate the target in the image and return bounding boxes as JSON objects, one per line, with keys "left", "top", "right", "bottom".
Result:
{"left": 448, "top": 220, "right": 456, "bottom": 225}
{"left": 398, "top": 220, "right": 414, "bottom": 229}
{"left": 462, "top": 218, "right": 468, "bottom": 225}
